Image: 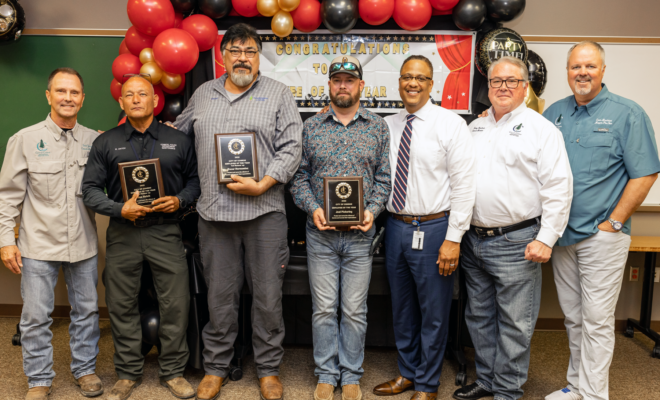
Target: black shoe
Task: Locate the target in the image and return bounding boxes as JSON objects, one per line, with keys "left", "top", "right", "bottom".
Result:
{"left": 452, "top": 383, "right": 494, "bottom": 400}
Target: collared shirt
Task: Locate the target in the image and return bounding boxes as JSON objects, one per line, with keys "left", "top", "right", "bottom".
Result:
{"left": 0, "top": 115, "right": 99, "bottom": 262}
{"left": 469, "top": 103, "right": 573, "bottom": 247}
{"left": 384, "top": 101, "right": 476, "bottom": 243}
{"left": 174, "top": 73, "right": 303, "bottom": 222}
{"left": 544, "top": 84, "right": 660, "bottom": 246}
{"left": 82, "top": 118, "right": 200, "bottom": 220}
{"left": 289, "top": 106, "right": 391, "bottom": 218}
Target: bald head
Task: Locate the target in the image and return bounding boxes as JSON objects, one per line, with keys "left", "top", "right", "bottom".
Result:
{"left": 121, "top": 76, "right": 154, "bottom": 96}
{"left": 567, "top": 41, "right": 606, "bottom": 68}
{"left": 119, "top": 76, "right": 158, "bottom": 121}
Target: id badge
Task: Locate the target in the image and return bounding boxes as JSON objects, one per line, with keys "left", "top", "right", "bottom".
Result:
{"left": 412, "top": 231, "right": 425, "bottom": 250}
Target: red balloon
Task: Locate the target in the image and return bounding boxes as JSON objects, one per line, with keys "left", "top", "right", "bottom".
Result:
{"left": 174, "top": 12, "right": 184, "bottom": 28}
{"left": 291, "top": 0, "right": 322, "bottom": 32}
{"left": 125, "top": 26, "right": 155, "bottom": 56}
{"left": 359, "top": 0, "right": 395, "bottom": 25}
{"left": 110, "top": 79, "right": 123, "bottom": 101}
{"left": 154, "top": 85, "right": 165, "bottom": 116}
{"left": 393, "top": 0, "right": 432, "bottom": 30}
{"left": 159, "top": 74, "right": 186, "bottom": 94}
{"left": 232, "top": 0, "right": 259, "bottom": 17}
{"left": 432, "top": 7, "right": 452, "bottom": 14}
{"left": 430, "top": 0, "right": 459, "bottom": 10}
{"left": 127, "top": 0, "right": 176, "bottom": 36}
{"left": 181, "top": 14, "right": 219, "bottom": 52}
{"left": 112, "top": 53, "right": 142, "bottom": 83}
{"left": 153, "top": 29, "right": 200, "bottom": 74}
{"left": 119, "top": 39, "right": 131, "bottom": 55}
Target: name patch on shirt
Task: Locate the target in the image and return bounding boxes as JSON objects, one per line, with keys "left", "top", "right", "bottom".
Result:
{"left": 595, "top": 118, "right": 613, "bottom": 125}
{"left": 596, "top": 128, "right": 610, "bottom": 133}
{"left": 250, "top": 96, "right": 268, "bottom": 101}
{"left": 161, "top": 143, "right": 177, "bottom": 150}
{"left": 114, "top": 147, "right": 126, "bottom": 151}
{"left": 472, "top": 126, "right": 485, "bottom": 132}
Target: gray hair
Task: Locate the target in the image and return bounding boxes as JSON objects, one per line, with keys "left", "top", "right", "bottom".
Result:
{"left": 567, "top": 41, "right": 606, "bottom": 67}
{"left": 487, "top": 56, "right": 529, "bottom": 81}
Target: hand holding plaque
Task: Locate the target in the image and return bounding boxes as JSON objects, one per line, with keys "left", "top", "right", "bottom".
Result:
{"left": 215, "top": 133, "right": 259, "bottom": 184}
{"left": 323, "top": 177, "right": 364, "bottom": 228}
{"left": 118, "top": 158, "right": 165, "bottom": 208}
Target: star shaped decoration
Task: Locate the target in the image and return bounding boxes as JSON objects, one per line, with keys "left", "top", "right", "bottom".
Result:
{"left": 379, "top": 36, "right": 384, "bottom": 40}
{"left": 363, "top": 101, "right": 368, "bottom": 107}
{"left": 422, "top": 36, "right": 428, "bottom": 41}
{"left": 393, "top": 36, "right": 398, "bottom": 41}
{"left": 408, "top": 36, "right": 413, "bottom": 41}
{"left": 386, "top": 36, "right": 391, "bottom": 40}
{"left": 448, "top": 95, "right": 452, "bottom": 100}
{"left": 398, "top": 102, "right": 403, "bottom": 107}
{"left": 462, "top": 93, "right": 466, "bottom": 96}
{"left": 286, "top": 36, "right": 291, "bottom": 40}
{"left": 322, "top": 35, "right": 327, "bottom": 40}
{"left": 307, "top": 101, "right": 312, "bottom": 106}
{"left": 265, "top": 36, "right": 270, "bottom": 41}
{"left": 259, "top": 36, "right": 263, "bottom": 40}
{"left": 385, "top": 102, "right": 390, "bottom": 107}
{"left": 315, "top": 35, "right": 320, "bottom": 40}
{"left": 314, "top": 101, "right": 319, "bottom": 106}
{"left": 415, "top": 36, "right": 420, "bottom": 41}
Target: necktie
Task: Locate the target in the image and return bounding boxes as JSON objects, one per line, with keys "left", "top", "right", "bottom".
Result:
{"left": 392, "top": 114, "right": 416, "bottom": 213}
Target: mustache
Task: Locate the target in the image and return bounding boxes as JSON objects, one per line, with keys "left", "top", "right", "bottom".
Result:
{"left": 232, "top": 62, "right": 252, "bottom": 72}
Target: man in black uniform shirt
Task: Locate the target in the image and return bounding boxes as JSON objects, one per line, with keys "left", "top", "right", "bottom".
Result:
{"left": 82, "top": 76, "right": 200, "bottom": 400}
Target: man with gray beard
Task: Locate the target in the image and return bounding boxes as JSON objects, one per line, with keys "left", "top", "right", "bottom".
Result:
{"left": 289, "top": 55, "right": 390, "bottom": 400}
{"left": 172, "top": 23, "right": 303, "bottom": 400}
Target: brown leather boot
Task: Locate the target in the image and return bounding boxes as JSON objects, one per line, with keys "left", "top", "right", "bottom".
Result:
{"left": 410, "top": 391, "right": 437, "bottom": 400}
{"left": 196, "top": 375, "right": 227, "bottom": 400}
{"left": 161, "top": 376, "right": 195, "bottom": 399}
{"left": 373, "top": 376, "right": 414, "bottom": 396}
{"left": 25, "top": 387, "right": 51, "bottom": 400}
{"left": 107, "top": 378, "right": 142, "bottom": 400}
{"left": 74, "top": 373, "right": 104, "bottom": 397}
{"left": 259, "top": 376, "right": 283, "bottom": 400}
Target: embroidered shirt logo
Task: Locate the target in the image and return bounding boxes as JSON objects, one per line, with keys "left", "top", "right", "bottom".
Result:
{"left": 555, "top": 114, "right": 563, "bottom": 127}
{"left": 36, "top": 139, "right": 47, "bottom": 151}
{"left": 161, "top": 144, "right": 177, "bottom": 150}
{"left": 472, "top": 126, "right": 485, "bottom": 132}
{"left": 510, "top": 123, "right": 523, "bottom": 136}
{"left": 595, "top": 118, "right": 613, "bottom": 125}
{"left": 35, "top": 139, "right": 51, "bottom": 157}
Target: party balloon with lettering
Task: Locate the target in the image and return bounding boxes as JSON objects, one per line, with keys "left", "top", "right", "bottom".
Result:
{"left": 359, "top": 0, "right": 394, "bottom": 26}
{"left": 321, "top": 0, "right": 358, "bottom": 34}
{"left": 127, "top": 0, "right": 176, "bottom": 36}
{"left": 475, "top": 27, "right": 527, "bottom": 76}
{"left": 393, "top": 0, "right": 433, "bottom": 31}
{"left": 452, "top": 0, "right": 486, "bottom": 31}
{"left": 291, "top": 0, "right": 322, "bottom": 32}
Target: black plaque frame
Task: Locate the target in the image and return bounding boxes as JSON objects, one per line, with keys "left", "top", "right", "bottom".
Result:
{"left": 214, "top": 132, "right": 259, "bottom": 184}
{"left": 323, "top": 176, "right": 364, "bottom": 227}
{"left": 118, "top": 158, "right": 165, "bottom": 208}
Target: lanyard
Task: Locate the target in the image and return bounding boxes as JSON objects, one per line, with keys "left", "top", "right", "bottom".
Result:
{"left": 128, "top": 135, "right": 156, "bottom": 161}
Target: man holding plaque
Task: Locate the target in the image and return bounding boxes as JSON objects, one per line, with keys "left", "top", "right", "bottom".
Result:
{"left": 372, "top": 56, "right": 476, "bottom": 400}
{"left": 82, "top": 76, "right": 200, "bottom": 400}
{"left": 172, "top": 23, "right": 302, "bottom": 400}
{"left": 289, "top": 55, "right": 391, "bottom": 400}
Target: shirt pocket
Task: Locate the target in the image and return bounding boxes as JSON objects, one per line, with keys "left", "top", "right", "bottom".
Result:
{"left": 579, "top": 133, "right": 614, "bottom": 175}
{"left": 75, "top": 157, "right": 88, "bottom": 197}
{"left": 27, "top": 161, "right": 65, "bottom": 203}
{"left": 497, "top": 136, "right": 537, "bottom": 166}
{"left": 412, "top": 138, "right": 444, "bottom": 171}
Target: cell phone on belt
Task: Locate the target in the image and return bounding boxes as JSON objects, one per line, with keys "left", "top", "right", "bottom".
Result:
{"left": 370, "top": 227, "right": 386, "bottom": 256}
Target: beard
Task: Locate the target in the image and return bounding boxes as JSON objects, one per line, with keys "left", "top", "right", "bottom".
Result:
{"left": 230, "top": 62, "right": 254, "bottom": 87}
{"left": 330, "top": 90, "right": 360, "bottom": 108}
{"left": 574, "top": 76, "right": 592, "bottom": 95}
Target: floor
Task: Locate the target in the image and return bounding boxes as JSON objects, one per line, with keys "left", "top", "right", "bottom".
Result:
{"left": 1, "top": 318, "right": 659, "bottom": 399}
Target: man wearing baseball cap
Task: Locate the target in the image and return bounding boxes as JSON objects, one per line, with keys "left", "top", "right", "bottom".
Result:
{"left": 289, "top": 55, "right": 391, "bottom": 400}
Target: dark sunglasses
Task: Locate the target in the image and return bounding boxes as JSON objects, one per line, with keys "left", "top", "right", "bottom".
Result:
{"left": 330, "top": 62, "right": 362, "bottom": 76}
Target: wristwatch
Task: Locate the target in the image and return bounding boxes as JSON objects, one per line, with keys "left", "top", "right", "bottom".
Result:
{"left": 608, "top": 218, "right": 623, "bottom": 231}
{"left": 176, "top": 196, "right": 186, "bottom": 209}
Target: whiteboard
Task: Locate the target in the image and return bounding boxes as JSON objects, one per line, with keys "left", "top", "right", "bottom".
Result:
{"left": 526, "top": 42, "right": 660, "bottom": 206}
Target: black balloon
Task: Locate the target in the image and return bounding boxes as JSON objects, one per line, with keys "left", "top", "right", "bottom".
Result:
{"left": 484, "top": 0, "right": 525, "bottom": 22}
{"left": 453, "top": 0, "right": 486, "bottom": 31}
{"left": 321, "top": 0, "right": 358, "bottom": 34}
{"left": 160, "top": 95, "right": 184, "bottom": 123}
{"left": 118, "top": 110, "right": 126, "bottom": 123}
{"left": 0, "top": 0, "right": 26, "bottom": 45}
{"left": 199, "top": 0, "right": 232, "bottom": 19}
{"left": 171, "top": 0, "right": 197, "bottom": 14}
{"left": 140, "top": 308, "right": 160, "bottom": 346}
{"left": 527, "top": 49, "right": 547, "bottom": 97}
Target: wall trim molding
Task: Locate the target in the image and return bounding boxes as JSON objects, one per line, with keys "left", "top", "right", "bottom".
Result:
{"left": 20, "top": 29, "right": 660, "bottom": 44}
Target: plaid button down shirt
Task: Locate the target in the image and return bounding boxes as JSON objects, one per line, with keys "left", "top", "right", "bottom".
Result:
{"left": 174, "top": 73, "right": 303, "bottom": 222}
{"left": 289, "top": 106, "right": 391, "bottom": 218}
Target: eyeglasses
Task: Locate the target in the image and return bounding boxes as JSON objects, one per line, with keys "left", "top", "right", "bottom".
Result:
{"left": 227, "top": 49, "right": 258, "bottom": 58}
{"left": 489, "top": 78, "right": 525, "bottom": 89}
{"left": 400, "top": 74, "right": 432, "bottom": 83}
{"left": 123, "top": 73, "right": 152, "bottom": 83}
{"left": 330, "top": 62, "right": 362, "bottom": 75}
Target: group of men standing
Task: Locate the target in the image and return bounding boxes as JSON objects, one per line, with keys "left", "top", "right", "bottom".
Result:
{"left": 0, "top": 21, "right": 658, "bottom": 400}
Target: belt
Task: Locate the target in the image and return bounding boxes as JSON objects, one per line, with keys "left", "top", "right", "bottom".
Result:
{"left": 392, "top": 211, "right": 449, "bottom": 224}
{"left": 112, "top": 216, "right": 180, "bottom": 228}
{"left": 471, "top": 216, "right": 541, "bottom": 238}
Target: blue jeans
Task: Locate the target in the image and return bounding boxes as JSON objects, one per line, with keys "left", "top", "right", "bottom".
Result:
{"left": 20, "top": 256, "right": 100, "bottom": 388}
{"left": 306, "top": 218, "right": 375, "bottom": 387}
{"left": 461, "top": 224, "right": 542, "bottom": 400}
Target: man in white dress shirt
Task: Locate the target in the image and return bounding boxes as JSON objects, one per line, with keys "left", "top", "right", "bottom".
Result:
{"left": 372, "top": 55, "right": 476, "bottom": 400}
{"left": 452, "top": 57, "right": 573, "bottom": 400}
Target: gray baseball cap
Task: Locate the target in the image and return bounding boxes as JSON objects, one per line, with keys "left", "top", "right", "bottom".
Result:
{"left": 329, "top": 55, "right": 363, "bottom": 79}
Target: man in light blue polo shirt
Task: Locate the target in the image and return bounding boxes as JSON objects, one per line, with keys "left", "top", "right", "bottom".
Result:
{"left": 543, "top": 41, "right": 660, "bottom": 400}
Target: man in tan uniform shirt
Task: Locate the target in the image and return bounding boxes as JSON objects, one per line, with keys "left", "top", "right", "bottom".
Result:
{"left": 0, "top": 68, "right": 103, "bottom": 400}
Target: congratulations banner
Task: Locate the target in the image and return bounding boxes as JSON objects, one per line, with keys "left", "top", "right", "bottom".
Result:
{"left": 214, "top": 30, "right": 476, "bottom": 114}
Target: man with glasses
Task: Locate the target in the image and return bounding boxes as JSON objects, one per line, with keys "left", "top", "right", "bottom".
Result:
{"left": 452, "top": 57, "right": 572, "bottom": 400}
{"left": 172, "top": 23, "right": 302, "bottom": 400}
{"left": 371, "top": 55, "right": 476, "bottom": 400}
{"left": 82, "top": 75, "right": 200, "bottom": 400}
{"left": 0, "top": 68, "right": 103, "bottom": 400}
{"left": 543, "top": 42, "right": 660, "bottom": 400}
{"left": 289, "top": 55, "right": 390, "bottom": 400}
